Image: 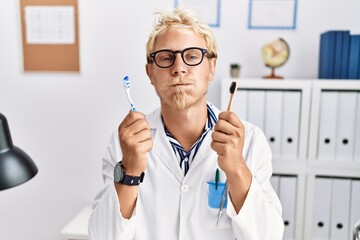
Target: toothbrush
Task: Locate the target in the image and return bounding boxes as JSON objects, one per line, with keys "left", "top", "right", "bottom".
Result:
{"left": 217, "top": 81, "right": 237, "bottom": 228}
{"left": 227, "top": 81, "right": 237, "bottom": 111}
{"left": 123, "top": 76, "right": 136, "bottom": 111}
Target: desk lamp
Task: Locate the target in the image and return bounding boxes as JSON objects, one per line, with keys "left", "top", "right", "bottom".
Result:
{"left": 0, "top": 113, "right": 38, "bottom": 190}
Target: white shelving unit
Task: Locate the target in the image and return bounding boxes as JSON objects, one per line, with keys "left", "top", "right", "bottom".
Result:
{"left": 221, "top": 78, "right": 360, "bottom": 240}
{"left": 305, "top": 80, "right": 360, "bottom": 240}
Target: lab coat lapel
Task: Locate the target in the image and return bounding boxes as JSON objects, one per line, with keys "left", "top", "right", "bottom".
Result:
{"left": 147, "top": 109, "right": 184, "bottom": 183}
{"left": 185, "top": 103, "right": 220, "bottom": 176}
{"left": 187, "top": 103, "right": 220, "bottom": 172}
{"left": 185, "top": 129, "right": 214, "bottom": 176}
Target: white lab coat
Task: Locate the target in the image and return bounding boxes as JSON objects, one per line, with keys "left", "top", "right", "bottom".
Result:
{"left": 88, "top": 104, "right": 284, "bottom": 240}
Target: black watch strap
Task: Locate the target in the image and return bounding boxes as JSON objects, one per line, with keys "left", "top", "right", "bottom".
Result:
{"left": 120, "top": 172, "right": 145, "bottom": 186}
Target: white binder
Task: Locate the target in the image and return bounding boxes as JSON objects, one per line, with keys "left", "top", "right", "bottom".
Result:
{"left": 330, "top": 178, "right": 351, "bottom": 240}
{"left": 270, "top": 175, "right": 280, "bottom": 195}
{"left": 354, "top": 93, "right": 360, "bottom": 162}
{"left": 232, "top": 89, "right": 248, "bottom": 121}
{"left": 318, "top": 91, "right": 339, "bottom": 160}
{"left": 247, "top": 90, "right": 265, "bottom": 130}
{"left": 312, "top": 177, "right": 332, "bottom": 239}
{"left": 279, "top": 176, "right": 297, "bottom": 239}
{"left": 281, "top": 91, "right": 301, "bottom": 160}
{"left": 350, "top": 180, "right": 360, "bottom": 237}
{"left": 335, "top": 92, "right": 357, "bottom": 161}
{"left": 264, "top": 91, "right": 283, "bottom": 160}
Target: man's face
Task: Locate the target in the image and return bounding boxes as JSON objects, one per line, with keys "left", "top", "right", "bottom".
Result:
{"left": 146, "top": 27, "right": 216, "bottom": 111}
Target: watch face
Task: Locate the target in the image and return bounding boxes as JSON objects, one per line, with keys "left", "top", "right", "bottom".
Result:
{"left": 114, "top": 163, "right": 123, "bottom": 182}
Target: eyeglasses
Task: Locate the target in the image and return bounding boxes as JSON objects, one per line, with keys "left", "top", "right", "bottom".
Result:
{"left": 149, "top": 47, "right": 209, "bottom": 68}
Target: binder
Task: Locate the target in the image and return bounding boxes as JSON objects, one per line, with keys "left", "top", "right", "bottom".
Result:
{"left": 350, "top": 180, "right": 360, "bottom": 237}
{"left": 333, "top": 32, "right": 343, "bottom": 79}
{"left": 281, "top": 91, "right": 301, "bottom": 160}
{"left": 279, "top": 176, "right": 297, "bottom": 239}
{"left": 330, "top": 178, "right": 351, "bottom": 240}
{"left": 247, "top": 90, "right": 265, "bottom": 130}
{"left": 232, "top": 89, "right": 248, "bottom": 121}
{"left": 264, "top": 91, "right": 283, "bottom": 160}
{"left": 354, "top": 93, "right": 360, "bottom": 162}
{"left": 312, "top": 177, "right": 332, "bottom": 239}
{"left": 333, "top": 31, "right": 350, "bottom": 79}
{"left": 348, "top": 35, "right": 360, "bottom": 79}
{"left": 340, "top": 32, "right": 351, "bottom": 79}
{"left": 335, "top": 92, "right": 357, "bottom": 161}
{"left": 318, "top": 91, "right": 339, "bottom": 160}
{"left": 319, "top": 31, "right": 336, "bottom": 79}
{"left": 270, "top": 175, "right": 280, "bottom": 195}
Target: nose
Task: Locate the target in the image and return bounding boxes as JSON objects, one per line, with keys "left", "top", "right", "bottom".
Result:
{"left": 171, "top": 53, "right": 187, "bottom": 75}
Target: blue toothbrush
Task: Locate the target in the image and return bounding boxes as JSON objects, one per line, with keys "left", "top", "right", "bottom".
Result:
{"left": 123, "top": 76, "right": 136, "bottom": 111}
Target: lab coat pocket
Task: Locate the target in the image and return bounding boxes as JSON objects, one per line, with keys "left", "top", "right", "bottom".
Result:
{"left": 207, "top": 181, "right": 228, "bottom": 208}
{"left": 201, "top": 181, "right": 231, "bottom": 229}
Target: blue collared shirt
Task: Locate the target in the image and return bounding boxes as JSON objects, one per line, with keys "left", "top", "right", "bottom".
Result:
{"left": 164, "top": 103, "right": 218, "bottom": 175}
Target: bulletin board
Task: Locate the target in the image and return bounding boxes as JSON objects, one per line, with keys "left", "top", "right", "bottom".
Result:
{"left": 20, "top": 0, "right": 80, "bottom": 72}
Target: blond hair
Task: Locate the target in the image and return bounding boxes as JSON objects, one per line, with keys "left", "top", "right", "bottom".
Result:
{"left": 146, "top": 8, "right": 217, "bottom": 64}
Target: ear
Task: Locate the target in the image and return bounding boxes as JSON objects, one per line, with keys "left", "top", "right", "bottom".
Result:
{"left": 208, "top": 58, "right": 217, "bottom": 81}
{"left": 145, "top": 63, "right": 154, "bottom": 85}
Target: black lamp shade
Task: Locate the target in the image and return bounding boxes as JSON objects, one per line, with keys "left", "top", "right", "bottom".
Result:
{"left": 0, "top": 113, "right": 38, "bottom": 190}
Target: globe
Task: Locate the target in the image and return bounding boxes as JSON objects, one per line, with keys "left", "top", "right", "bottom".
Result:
{"left": 261, "top": 38, "right": 290, "bottom": 79}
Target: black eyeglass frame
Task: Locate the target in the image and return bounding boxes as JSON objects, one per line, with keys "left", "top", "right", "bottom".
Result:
{"left": 149, "top": 47, "right": 209, "bottom": 68}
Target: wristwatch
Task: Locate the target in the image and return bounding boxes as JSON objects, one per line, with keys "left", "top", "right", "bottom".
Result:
{"left": 114, "top": 161, "right": 145, "bottom": 186}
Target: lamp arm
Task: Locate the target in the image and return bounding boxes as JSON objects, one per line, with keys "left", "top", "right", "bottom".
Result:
{"left": 0, "top": 113, "right": 14, "bottom": 151}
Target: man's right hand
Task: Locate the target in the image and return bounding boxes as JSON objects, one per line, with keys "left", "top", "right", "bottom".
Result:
{"left": 118, "top": 110, "right": 153, "bottom": 176}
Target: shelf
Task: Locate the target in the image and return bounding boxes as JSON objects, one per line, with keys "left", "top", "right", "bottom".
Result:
{"left": 221, "top": 78, "right": 360, "bottom": 240}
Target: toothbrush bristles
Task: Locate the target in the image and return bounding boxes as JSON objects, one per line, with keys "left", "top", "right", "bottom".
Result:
{"left": 229, "top": 81, "right": 237, "bottom": 94}
{"left": 123, "top": 76, "right": 131, "bottom": 89}
{"left": 227, "top": 81, "right": 237, "bottom": 111}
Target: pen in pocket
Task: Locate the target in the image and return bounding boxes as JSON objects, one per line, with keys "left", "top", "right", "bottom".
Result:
{"left": 215, "top": 168, "right": 220, "bottom": 190}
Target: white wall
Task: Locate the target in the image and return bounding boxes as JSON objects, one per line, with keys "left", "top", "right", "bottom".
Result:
{"left": 0, "top": 0, "right": 359, "bottom": 239}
